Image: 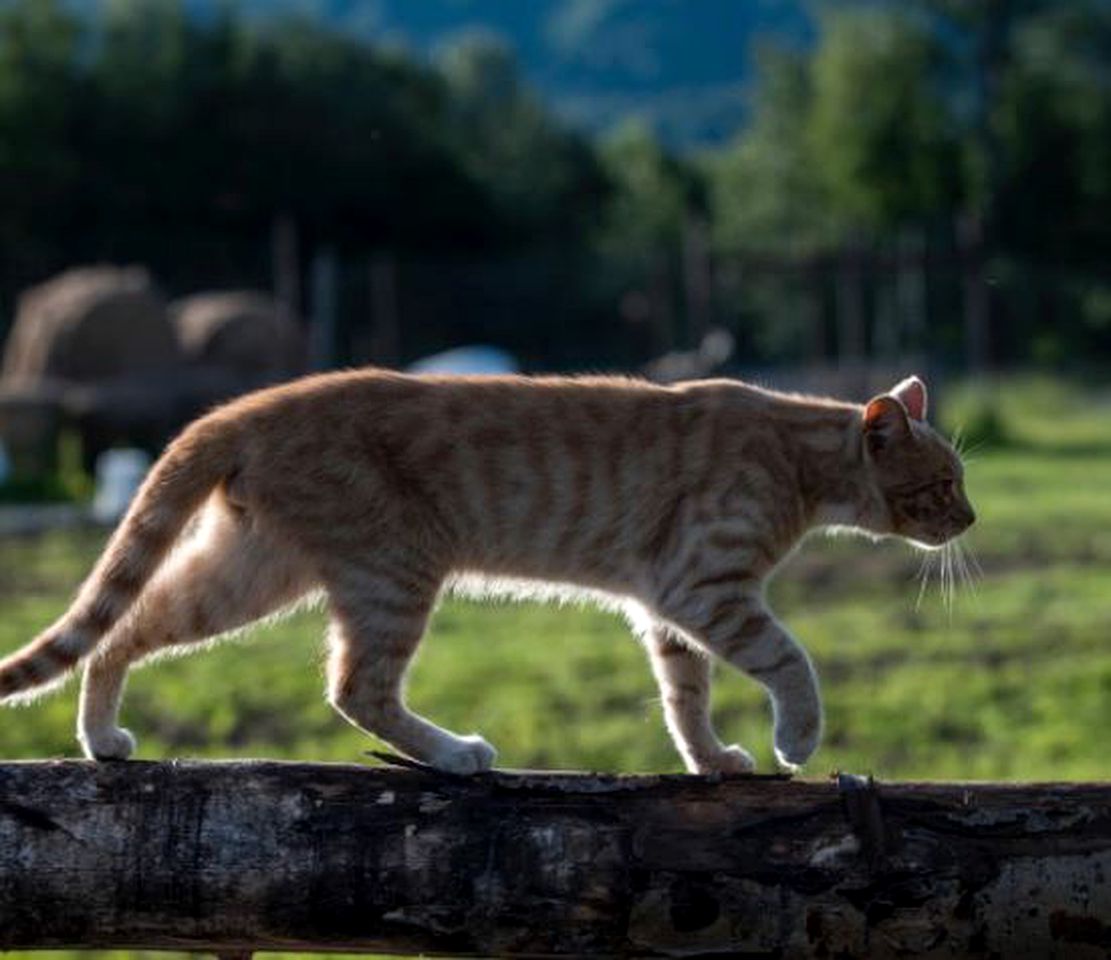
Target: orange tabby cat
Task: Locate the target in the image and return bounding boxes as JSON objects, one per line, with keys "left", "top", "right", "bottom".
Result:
{"left": 0, "top": 371, "right": 973, "bottom": 773}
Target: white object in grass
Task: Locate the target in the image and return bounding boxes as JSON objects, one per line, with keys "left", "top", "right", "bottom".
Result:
{"left": 407, "top": 346, "right": 518, "bottom": 375}
{"left": 92, "top": 449, "right": 151, "bottom": 524}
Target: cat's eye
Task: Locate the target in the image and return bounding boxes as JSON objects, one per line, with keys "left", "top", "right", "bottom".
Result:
{"left": 932, "top": 477, "right": 957, "bottom": 496}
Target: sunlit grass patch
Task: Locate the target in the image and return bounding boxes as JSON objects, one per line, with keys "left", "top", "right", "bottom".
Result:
{"left": 1, "top": 374, "right": 1110, "bottom": 960}
{"left": 0, "top": 374, "right": 1107, "bottom": 780}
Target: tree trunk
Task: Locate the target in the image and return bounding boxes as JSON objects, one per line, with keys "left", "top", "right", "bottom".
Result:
{"left": 271, "top": 212, "right": 301, "bottom": 324}
{"left": 836, "top": 238, "right": 867, "bottom": 366}
{"left": 961, "top": 213, "right": 992, "bottom": 372}
{"left": 369, "top": 252, "right": 401, "bottom": 368}
{"left": 681, "top": 214, "right": 713, "bottom": 348}
{"left": 307, "top": 247, "right": 338, "bottom": 371}
{"left": 1, "top": 760, "right": 1109, "bottom": 958}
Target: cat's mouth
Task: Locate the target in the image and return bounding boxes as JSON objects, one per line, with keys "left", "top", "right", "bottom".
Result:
{"left": 906, "top": 534, "right": 949, "bottom": 551}
{"left": 906, "top": 513, "right": 976, "bottom": 551}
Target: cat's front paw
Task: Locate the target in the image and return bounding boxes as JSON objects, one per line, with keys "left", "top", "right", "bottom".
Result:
{"left": 692, "top": 744, "right": 756, "bottom": 775}
{"left": 80, "top": 726, "right": 136, "bottom": 761}
{"left": 429, "top": 734, "right": 497, "bottom": 774}
{"left": 774, "top": 714, "right": 822, "bottom": 771}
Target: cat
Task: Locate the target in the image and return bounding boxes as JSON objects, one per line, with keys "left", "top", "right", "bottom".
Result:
{"left": 0, "top": 370, "right": 973, "bottom": 774}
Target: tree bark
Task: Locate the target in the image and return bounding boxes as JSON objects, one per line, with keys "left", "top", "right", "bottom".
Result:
{"left": 0, "top": 760, "right": 1109, "bottom": 958}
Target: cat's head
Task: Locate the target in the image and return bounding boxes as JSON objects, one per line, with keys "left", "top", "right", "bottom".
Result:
{"left": 862, "top": 377, "right": 976, "bottom": 549}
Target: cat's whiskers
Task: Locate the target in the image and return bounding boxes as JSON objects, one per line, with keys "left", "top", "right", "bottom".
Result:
{"left": 943, "top": 427, "right": 980, "bottom": 608}
{"left": 960, "top": 440, "right": 986, "bottom": 461}
{"left": 965, "top": 539, "right": 985, "bottom": 581}
{"left": 934, "top": 540, "right": 970, "bottom": 618}
{"left": 919, "top": 536, "right": 980, "bottom": 616}
{"left": 942, "top": 542, "right": 956, "bottom": 617}
{"left": 951, "top": 426, "right": 986, "bottom": 466}
{"left": 951, "top": 425, "right": 966, "bottom": 458}
{"left": 953, "top": 537, "right": 980, "bottom": 601}
{"left": 914, "top": 547, "right": 937, "bottom": 611}
{"left": 960, "top": 537, "right": 984, "bottom": 600}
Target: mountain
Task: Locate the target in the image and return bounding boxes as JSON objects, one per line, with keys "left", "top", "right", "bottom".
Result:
{"left": 189, "top": 0, "right": 813, "bottom": 146}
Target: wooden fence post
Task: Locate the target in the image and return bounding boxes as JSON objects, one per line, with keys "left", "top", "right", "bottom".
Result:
{"left": 0, "top": 760, "right": 1109, "bottom": 958}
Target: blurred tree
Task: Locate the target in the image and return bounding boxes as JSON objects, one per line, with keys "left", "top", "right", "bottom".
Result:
{"left": 808, "top": 7, "right": 965, "bottom": 367}
{"left": 992, "top": 1, "right": 1111, "bottom": 360}
{"left": 0, "top": 0, "right": 628, "bottom": 364}
{"left": 903, "top": 0, "right": 1111, "bottom": 364}
{"left": 6, "top": 0, "right": 1111, "bottom": 370}
{"left": 704, "top": 43, "right": 837, "bottom": 363}
{"left": 437, "top": 31, "right": 608, "bottom": 244}
{"left": 596, "top": 118, "right": 691, "bottom": 260}
{"left": 593, "top": 118, "right": 699, "bottom": 352}
{"left": 0, "top": 0, "right": 81, "bottom": 271}
{"left": 708, "top": 44, "right": 830, "bottom": 255}
{"left": 807, "top": 7, "right": 962, "bottom": 231}
{"left": 995, "top": 2, "right": 1111, "bottom": 258}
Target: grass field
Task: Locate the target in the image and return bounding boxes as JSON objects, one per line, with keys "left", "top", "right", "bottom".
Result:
{"left": 0, "top": 376, "right": 1109, "bottom": 957}
{"left": 1, "top": 377, "right": 1109, "bottom": 781}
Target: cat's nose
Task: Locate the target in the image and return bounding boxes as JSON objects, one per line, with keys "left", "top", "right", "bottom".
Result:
{"left": 959, "top": 504, "right": 976, "bottom": 530}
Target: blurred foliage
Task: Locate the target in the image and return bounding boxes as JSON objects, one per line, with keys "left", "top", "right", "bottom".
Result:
{"left": 707, "top": 0, "right": 1099, "bottom": 253}
{"left": 436, "top": 31, "right": 608, "bottom": 244}
{"left": 0, "top": 431, "right": 92, "bottom": 503}
{"left": 806, "top": 8, "right": 962, "bottom": 229}
{"left": 597, "top": 119, "right": 692, "bottom": 261}
{"left": 0, "top": 0, "right": 606, "bottom": 314}
{"left": 3, "top": 0, "right": 1111, "bottom": 368}
{"left": 1, "top": 377, "right": 1109, "bottom": 786}
{"left": 707, "top": 44, "right": 832, "bottom": 255}
{"left": 706, "top": 0, "right": 1111, "bottom": 367}
{"left": 940, "top": 385, "right": 1015, "bottom": 451}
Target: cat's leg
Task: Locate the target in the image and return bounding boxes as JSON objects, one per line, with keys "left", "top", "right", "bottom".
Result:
{"left": 78, "top": 500, "right": 312, "bottom": 760}
{"left": 656, "top": 591, "right": 822, "bottom": 771}
{"left": 644, "top": 623, "right": 755, "bottom": 774}
{"left": 325, "top": 563, "right": 496, "bottom": 774}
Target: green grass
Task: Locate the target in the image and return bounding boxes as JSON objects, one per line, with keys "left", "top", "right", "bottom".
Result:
{"left": 2, "top": 375, "right": 1110, "bottom": 956}
{"left": 1, "top": 376, "right": 1109, "bottom": 778}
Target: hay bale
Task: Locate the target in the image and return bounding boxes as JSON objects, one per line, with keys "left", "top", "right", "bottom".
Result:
{"left": 0, "top": 386, "right": 65, "bottom": 479}
{"left": 1, "top": 266, "right": 181, "bottom": 385}
{"left": 171, "top": 291, "right": 301, "bottom": 382}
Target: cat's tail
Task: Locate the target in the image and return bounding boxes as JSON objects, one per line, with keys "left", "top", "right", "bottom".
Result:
{"left": 0, "top": 417, "right": 240, "bottom": 701}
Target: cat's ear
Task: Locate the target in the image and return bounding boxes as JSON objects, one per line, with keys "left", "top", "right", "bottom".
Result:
{"left": 891, "top": 376, "right": 927, "bottom": 421}
{"left": 863, "top": 395, "right": 911, "bottom": 454}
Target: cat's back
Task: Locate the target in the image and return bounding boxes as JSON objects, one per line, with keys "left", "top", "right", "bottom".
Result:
{"left": 261, "top": 370, "right": 691, "bottom": 574}
{"left": 204, "top": 369, "right": 794, "bottom": 576}
{"left": 216, "top": 368, "right": 671, "bottom": 428}
{"left": 212, "top": 367, "right": 685, "bottom": 491}
{"left": 377, "top": 372, "right": 686, "bottom": 495}
{"left": 216, "top": 368, "right": 797, "bottom": 477}
{"left": 206, "top": 369, "right": 818, "bottom": 476}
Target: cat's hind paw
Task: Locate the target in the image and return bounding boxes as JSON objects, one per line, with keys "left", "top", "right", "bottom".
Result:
{"left": 80, "top": 726, "right": 136, "bottom": 761}
{"left": 429, "top": 734, "right": 497, "bottom": 774}
{"left": 692, "top": 744, "right": 756, "bottom": 775}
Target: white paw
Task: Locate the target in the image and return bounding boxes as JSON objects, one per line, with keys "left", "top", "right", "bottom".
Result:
{"left": 692, "top": 744, "right": 756, "bottom": 775}
{"left": 81, "top": 726, "right": 136, "bottom": 761}
{"left": 429, "top": 734, "right": 497, "bottom": 774}
{"left": 774, "top": 747, "right": 804, "bottom": 773}
{"left": 774, "top": 720, "right": 821, "bottom": 772}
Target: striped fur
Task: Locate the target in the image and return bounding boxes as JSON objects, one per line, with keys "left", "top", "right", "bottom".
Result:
{"left": 1, "top": 370, "right": 974, "bottom": 772}
{"left": 0, "top": 419, "right": 238, "bottom": 701}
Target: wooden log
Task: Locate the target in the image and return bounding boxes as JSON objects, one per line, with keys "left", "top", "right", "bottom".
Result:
{"left": 0, "top": 760, "right": 1110, "bottom": 958}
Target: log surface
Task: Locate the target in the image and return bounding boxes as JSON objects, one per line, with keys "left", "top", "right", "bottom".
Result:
{"left": 0, "top": 760, "right": 1110, "bottom": 958}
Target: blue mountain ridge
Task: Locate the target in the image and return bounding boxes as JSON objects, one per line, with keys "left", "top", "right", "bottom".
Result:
{"left": 183, "top": 0, "right": 813, "bottom": 146}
